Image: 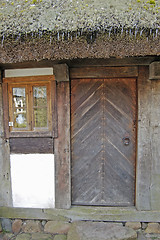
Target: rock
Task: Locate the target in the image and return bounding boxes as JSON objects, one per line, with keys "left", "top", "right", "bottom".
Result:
{"left": 15, "top": 233, "right": 31, "bottom": 240}
{"left": 145, "top": 223, "right": 160, "bottom": 234}
{"left": 54, "top": 235, "right": 67, "bottom": 240}
{"left": 31, "top": 233, "right": 53, "bottom": 240}
{"left": 67, "top": 222, "right": 137, "bottom": 240}
{"left": 44, "top": 221, "right": 70, "bottom": 234}
{"left": 141, "top": 222, "right": 148, "bottom": 230}
{"left": 1, "top": 219, "right": 12, "bottom": 233}
{"left": 144, "top": 233, "right": 160, "bottom": 239}
{"left": 2, "top": 233, "right": 15, "bottom": 240}
{"left": 22, "top": 220, "right": 43, "bottom": 233}
{"left": 12, "top": 219, "right": 23, "bottom": 234}
{"left": 125, "top": 222, "right": 141, "bottom": 230}
{"left": 137, "top": 232, "right": 147, "bottom": 240}
{"left": 42, "top": 221, "right": 47, "bottom": 227}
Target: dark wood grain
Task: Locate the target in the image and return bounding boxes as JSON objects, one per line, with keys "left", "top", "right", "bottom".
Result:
{"left": 9, "top": 137, "right": 54, "bottom": 154}
{"left": 2, "top": 83, "right": 9, "bottom": 139}
{"left": 70, "top": 67, "right": 138, "bottom": 79}
{"left": 54, "top": 82, "right": 71, "bottom": 209}
{"left": 71, "top": 78, "right": 136, "bottom": 206}
{"left": 51, "top": 80, "right": 58, "bottom": 137}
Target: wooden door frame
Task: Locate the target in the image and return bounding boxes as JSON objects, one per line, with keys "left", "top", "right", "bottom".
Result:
{"left": 54, "top": 65, "right": 152, "bottom": 211}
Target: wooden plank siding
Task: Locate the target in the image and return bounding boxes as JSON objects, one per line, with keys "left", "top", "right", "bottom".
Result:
{"left": 71, "top": 78, "right": 137, "bottom": 206}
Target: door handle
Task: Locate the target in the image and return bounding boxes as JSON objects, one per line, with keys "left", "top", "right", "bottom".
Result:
{"left": 122, "top": 137, "right": 130, "bottom": 146}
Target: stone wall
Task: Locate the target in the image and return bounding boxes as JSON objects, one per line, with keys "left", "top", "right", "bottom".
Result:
{"left": 1, "top": 218, "right": 160, "bottom": 240}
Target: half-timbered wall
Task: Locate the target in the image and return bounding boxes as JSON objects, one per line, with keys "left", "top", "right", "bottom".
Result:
{"left": 1, "top": 63, "right": 160, "bottom": 219}
{"left": 0, "top": 68, "right": 56, "bottom": 209}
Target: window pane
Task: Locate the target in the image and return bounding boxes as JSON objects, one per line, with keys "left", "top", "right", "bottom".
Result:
{"left": 34, "top": 108, "right": 47, "bottom": 128}
{"left": 13, "top": 88, "right": 26, "bottom": 108}
{"left": 12, "top": 88, "right": 27, "bottom": 129}
{"left": 14, "top": 112, "right": 27, "bottom": 128}
{"left": 33, "top": 86, "right": 47, "bottom": 107}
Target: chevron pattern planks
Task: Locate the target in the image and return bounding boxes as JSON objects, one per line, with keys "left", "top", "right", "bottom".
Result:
{"left": 71, "top": 78, "right": 136, "bottom": 206}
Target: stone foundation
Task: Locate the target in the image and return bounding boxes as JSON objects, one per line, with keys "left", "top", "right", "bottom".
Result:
{"left": 1, "top": 218, "right": 160, "bottom": 240}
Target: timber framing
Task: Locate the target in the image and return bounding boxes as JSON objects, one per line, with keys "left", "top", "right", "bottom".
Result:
{"left": 70, "top": 66, "right": 138, "bottom": 79}
{"left": 1, "top": 63, "right": 160, "bottom": 219}
{"left": 1, "top": 206, "right": 160, "bottom": 223}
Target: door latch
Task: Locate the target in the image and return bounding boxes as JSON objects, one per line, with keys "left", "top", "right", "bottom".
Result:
{"left": 122, "top": 137, "right": 130, "bottom": 146}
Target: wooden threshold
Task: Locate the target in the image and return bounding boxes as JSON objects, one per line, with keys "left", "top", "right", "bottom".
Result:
{"left": 1, "top": 206, "right": 160, "bottom": 222}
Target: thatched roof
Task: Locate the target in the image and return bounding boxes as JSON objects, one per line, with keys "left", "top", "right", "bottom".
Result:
{"left": 0, "top": 0, "right": 160, "bottom": 64}
{"left": 0, "top": 0, "right": 160, "bottom": 37}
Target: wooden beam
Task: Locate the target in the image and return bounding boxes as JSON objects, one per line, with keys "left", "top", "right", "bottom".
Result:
{"left": 0, "top": 56, "right": 157, "bottom": 70}
{"left": 9, "top": 138, "right": 54, "bottom": 154}
{"left": 149, "top": 62, "right": 160, "bottom": 80}
{"left": 53, "top": 64, "right": 69, "bottom": 82}
{"left": 70, "top": 66, "right": 138, "bottom": 79}
{"left": 136, "top": 66, "right": 152, "bottom": 210}
{"left": 149, "top": 80, "right": 160, "bottom": 210}
{"left": 2, "top": 206, "right": 160, "bottom": 222}
{"left": 67, "top": 57, "right": 157, "bottom": 67}
{"left": 54, "top": 81, "right": 71, "bottom": 209}
{"left": 0, "top": 70, "right": 12, "bottom": 207}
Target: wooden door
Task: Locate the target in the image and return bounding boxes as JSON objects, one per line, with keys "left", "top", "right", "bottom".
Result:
{"left": 71, "top": 78, "right": 136, "bottom": 206}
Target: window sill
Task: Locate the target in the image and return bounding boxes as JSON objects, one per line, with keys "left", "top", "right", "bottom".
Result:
{"left": 9, "top": 131, "right": 53, "bottom": 138}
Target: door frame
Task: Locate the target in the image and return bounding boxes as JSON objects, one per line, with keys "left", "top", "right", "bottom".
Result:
{"left": 54, "top": 65, "right": 152, "bottom": 211}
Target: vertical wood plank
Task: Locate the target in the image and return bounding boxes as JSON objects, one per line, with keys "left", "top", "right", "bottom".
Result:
{"left": 54, "top": 81, "right": 71, "bottom": 209}
{"left": 136, "top": 66, "right": 152, "bottom": 210}
{"left": 150, "top": 80, "right": 160, "bottom": 210}
{"left": 0, "top": 71, "right": 12, "bottom": 207}
{"left": 71, "top": 78, "right": 136, "bottom": 206}
{"left": 51, "top": 80, "right": 58, "bottom": 137}
{"left": 2, "top": 83, "right": 9, "bottom": 138}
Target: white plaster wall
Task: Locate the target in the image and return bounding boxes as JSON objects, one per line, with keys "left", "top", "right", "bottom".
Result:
{"left": 5, "top": 68, "right": 53, "bottom": 77}
{"left": 10, "top": 154, "right": 55, "bottom": 208}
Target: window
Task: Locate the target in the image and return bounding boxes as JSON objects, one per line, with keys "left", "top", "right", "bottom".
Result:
{"left": 3, "top": 75, "right": 56, "bottom": 138}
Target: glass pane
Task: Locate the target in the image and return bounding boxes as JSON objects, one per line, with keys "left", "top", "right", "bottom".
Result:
{"left": 34, "top": 108, "right": 47, "bottom": 128}
{"left": 13, "top": 88, "right": 26, "bottom": 109}
{"left": 14, "top": 112, "right": 27, "bottom": 128}
{"left": 33, "top": 86, "right": 47, "bottom": 107}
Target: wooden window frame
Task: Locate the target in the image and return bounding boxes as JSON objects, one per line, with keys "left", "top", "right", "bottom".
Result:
{"left": 3, "top": 75, "right": 57, "bottom": 138}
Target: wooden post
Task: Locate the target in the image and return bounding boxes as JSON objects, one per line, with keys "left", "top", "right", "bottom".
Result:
{"left": 54, "top": 65, "right": 71, "bottom": 209}
{"left": 0, "top": 70, "right": 12, "bottom": 207}
{"left": 149, "top": 62, "right": 160, "bottom": 80}
{"left": 136, "top": 66, "right": 152, "bottom": 210}
{"left": 150, "top": 80, "right": 160, "bottom": 210}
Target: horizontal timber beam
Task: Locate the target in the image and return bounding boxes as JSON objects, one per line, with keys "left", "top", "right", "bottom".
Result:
{"left": 70, "top": 66, "right": 138, "bottom": 79}
{"left": 1, "top": 206, "right": 160, "bottom": 222}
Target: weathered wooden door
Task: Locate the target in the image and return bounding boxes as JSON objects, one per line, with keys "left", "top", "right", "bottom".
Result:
{"left": 71, "top": 78, "right": 136, "bottom": 206}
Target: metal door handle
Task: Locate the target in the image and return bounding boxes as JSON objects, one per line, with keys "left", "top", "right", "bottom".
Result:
{"left": 123, "top": 137, "right": 130, "bottom": 146}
